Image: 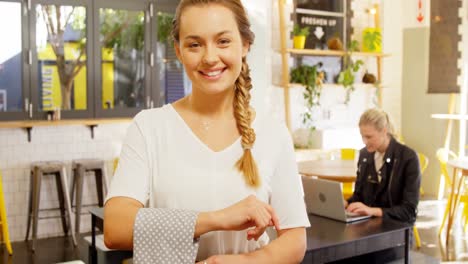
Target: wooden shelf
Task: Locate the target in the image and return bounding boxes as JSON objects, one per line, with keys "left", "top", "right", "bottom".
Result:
{"left": 431, "top": 114, "right": 468, "bottom": 120}
{"left": 0, "top": 118, "right": 132, "bottom": 142}
{"left": 288, "top": 83, "right": 384, "bottom": 89}
{"left": 0, "top": 118, "right": 131, "bottom": 129}
{"left": 286, "top": 48, "right": 390, "bottom": 57}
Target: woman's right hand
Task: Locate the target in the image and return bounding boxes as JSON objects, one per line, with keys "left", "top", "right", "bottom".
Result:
{"left": 214, "top": 195, "right": 280, "bottom": 241}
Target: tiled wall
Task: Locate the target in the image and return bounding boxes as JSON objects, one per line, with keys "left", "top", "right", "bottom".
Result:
{"left": 1, "top": 123, "right": 130, "bottom": 241}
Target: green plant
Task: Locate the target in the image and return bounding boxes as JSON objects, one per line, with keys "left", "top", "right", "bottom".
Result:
{"left": 293, "top": 25, "right": 310, "bottom": 37}
{"left": 290, "top": 63, "right": 324, "bottom": 129}
{"left": 337, "top": 40, "right": 364, "bottom": 104}
{"left": 157, "top": 12, "right": 174, "bottom": 43}
{"left": 363, "top": 29, "right": 382, "bottom": 52}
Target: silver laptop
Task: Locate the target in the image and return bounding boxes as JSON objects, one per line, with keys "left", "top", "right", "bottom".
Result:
{"left": 302, "top": 177, "right": 371, "bottom": 223}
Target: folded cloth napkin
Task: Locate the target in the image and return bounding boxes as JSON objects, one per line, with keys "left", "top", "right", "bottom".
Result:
{"left": 133, "top": 208, "right": 199, "bottom": 264}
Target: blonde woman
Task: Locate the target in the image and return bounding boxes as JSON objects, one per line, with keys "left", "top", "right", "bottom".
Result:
{"left": 104, "top": 0, "right": 309, "bottom": 263}
{"left": 345, "top": 108, "right": 420, "bottom": 223}
{"left": 341, "top": 108, "right": 420, "bottom": 263}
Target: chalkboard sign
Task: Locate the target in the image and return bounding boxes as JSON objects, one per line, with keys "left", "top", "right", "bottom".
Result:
{"left": 296, "top": 0, "right": 344, "bottom": 13}
{"left": 296, "top": 13, "right": 344, "bottom": 50}
{"left": 294, "top": 0, "right": 348, "bottom": 50}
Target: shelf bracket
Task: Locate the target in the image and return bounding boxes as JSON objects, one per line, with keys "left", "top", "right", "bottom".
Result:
{"left": 88, "top": 124, "right": 98, "bottom": 139}
{"left": 24, "top": 127, "right": 33, "bottom": 142}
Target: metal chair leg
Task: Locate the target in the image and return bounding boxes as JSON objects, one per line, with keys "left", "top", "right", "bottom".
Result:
{"left": 25, "top": 170, "right": 33, "bottom": 242}
{"left": 31, "top": 167, "right": 42, "bottom": 253}
{"left": 60, "top": 166, "right": 77, "bottom": 246}
{"left": 74, "top": 165, "right": 85, "bottom": 235}
{"left": 55, "top": 172, "right": 68, "bottom": 235}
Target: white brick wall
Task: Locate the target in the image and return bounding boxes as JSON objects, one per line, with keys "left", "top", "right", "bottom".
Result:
{"left": 0, "top": 123, "right": 130, "bottom": 241}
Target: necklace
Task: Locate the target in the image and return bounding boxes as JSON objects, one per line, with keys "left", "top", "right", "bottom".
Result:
{"left": 201, "top": 119, "right": 211, "bottom": 131}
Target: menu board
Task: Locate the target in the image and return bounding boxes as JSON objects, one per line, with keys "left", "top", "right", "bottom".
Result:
{"left": 296, "top": 0, "right": 344, "bottom": 12}
{"left": 294, "top": 0, "right": 349, "bottom": 50}
{"left": 293, "top": 0, "right": 351, "bottom": 83}
{"left": 296, "top": 13, "right": 344, "bottom": 50}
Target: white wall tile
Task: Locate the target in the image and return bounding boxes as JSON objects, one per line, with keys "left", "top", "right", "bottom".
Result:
{"left": 0, "top": 123, "right": 130, "bottom": 241}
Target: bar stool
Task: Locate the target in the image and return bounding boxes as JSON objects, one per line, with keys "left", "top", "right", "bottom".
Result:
{"left": 0, "top": 168, "right": 12, "bottom": 255}
{"left": 25, "top": 161, "right": 77, "bottom": 252}
{"left": 70, "top": 159, "right": 109, "bottom": 234}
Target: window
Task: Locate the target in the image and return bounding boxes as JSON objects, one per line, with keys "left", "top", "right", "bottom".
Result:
{"left": 99, "top": 8, "right": 146, "bottom": 110}
{"left": 0, "top": 0, "right": 186, "bottom": 121}
{"left": 35, "top": 4, "right": 88, "bottom": 111}
{"left": 0, "top": 1, "right": 25, "bottom": 119}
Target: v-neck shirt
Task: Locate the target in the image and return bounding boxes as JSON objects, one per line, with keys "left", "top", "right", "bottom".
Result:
{"left": 106, "top": 104, "right": 310, "bottom": 259}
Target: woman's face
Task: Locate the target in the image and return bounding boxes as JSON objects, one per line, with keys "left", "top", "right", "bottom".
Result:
{"left": 174, "top": 4, "right": 249, "bottom": 96}
{"left": 359, "top": 124, "right": 388, "bottom": 153}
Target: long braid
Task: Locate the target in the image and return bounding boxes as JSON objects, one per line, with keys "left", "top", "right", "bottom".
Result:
{"left": 234, "top": 58, "right": 260, "bottom": 188}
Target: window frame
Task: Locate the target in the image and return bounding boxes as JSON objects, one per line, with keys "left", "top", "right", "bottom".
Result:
{"left": 0, "top": 0, "right": 31, "bottom": 121}
{"left": 0, "top": 0, "right": 183, "bottom": 122}
{"left": 93, "top": 0, "right": 157, "bottom": 118}
{"left": 30, "top": 0, "right": 94, "bottom": 119}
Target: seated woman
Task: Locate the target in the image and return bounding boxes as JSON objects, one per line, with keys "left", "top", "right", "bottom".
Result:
{"left": 340, "top": 108, "right": 421, "bottom": 263}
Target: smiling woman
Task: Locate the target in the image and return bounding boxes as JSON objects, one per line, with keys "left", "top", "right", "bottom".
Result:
{"left": 104, "top": 1, "right": 309, "bottom": 263}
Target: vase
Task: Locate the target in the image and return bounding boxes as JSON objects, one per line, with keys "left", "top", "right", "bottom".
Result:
{"left": 293, "top": 35, "right": 306, "bottom": 49}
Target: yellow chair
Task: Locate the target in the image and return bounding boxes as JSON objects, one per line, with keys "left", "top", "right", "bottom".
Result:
{"left": 341, "top": 148, "right": 356, "bottom": 161}
{"left": 340, "top": 148, "right": 356, "bottom": 199}
{"left": 0, "top": 169, "right": 13, "bottom": 255}
{"left": 418, "top": 153, "right": 428, "bottom": 196}
{"left": 412, "top": 152, "right": 428, "bottom": 249}
{"left": 436, "top": 148, "right": 468, "bottom": 236}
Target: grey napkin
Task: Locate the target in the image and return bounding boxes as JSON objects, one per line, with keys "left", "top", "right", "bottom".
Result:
{"left": 133, "top": 208, "right": 199, "bottom": 264}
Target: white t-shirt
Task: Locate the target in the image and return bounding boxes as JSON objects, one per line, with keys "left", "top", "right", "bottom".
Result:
{"left": 106, "top": 104, "right": 310, "bottom": 259}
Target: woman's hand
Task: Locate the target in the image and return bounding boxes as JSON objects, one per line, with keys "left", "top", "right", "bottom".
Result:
{"left": 346, "top": 202, "right": 382, "bottom": 217}
{"left": 215, "top": 195, "right": 280, "bottom": 241}
{"left": 196, "top": 254, "right": 249, "bottom": 264}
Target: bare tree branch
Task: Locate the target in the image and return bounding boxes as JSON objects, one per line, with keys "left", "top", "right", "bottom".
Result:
{"left": 64, "top": 7, "right": 75, "bottom": 29}
{"left": 41, "top": 6, "right": 54, "bottom": 37}
{"left": 101, "top": 21, "right": 130, "bottom": 47}
{"left": 56, "top": 5, "right": 61, "bottom": 34}
{"left": 70, "top": 48, "right": 85, "bottom": 74}
{"left": 71, "top": 61, "right": 85, "bottom": 80}
{"left": 43, "top": 6, "right": 56, "bottom": 36}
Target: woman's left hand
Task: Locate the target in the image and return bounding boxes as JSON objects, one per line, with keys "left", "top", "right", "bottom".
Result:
{"left": 196, "top": 254, "right": 249, "bottom": 264}
{"left": 346, "top": 202, "right": 374, "bottom": 216}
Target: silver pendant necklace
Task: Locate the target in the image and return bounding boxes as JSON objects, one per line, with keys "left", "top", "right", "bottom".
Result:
{"left": 201, "top": 119, "right": 211, "bottom": 131}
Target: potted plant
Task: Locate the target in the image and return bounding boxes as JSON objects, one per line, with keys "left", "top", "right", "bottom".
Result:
{"left": 292, "top": 25, "right": 309, "bottom": 49}
{"left": 362, "top": 27, "right": 382, "bottom": 52}
{"left": 337, "top": 40, "right": 364, "bottom": 104}
{"left": 290, "top": 62, "right": 324, "bottom": 129}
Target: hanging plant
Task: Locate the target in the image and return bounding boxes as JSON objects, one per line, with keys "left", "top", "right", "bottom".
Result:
{"left": 337, "top": 40, "right": 364, "bottom": 104}
{"left": 290, "top": 62, "right": 324, "bottom": 129}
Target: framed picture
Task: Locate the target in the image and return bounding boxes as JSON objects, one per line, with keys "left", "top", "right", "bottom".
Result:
{"left": 0, "top": 89, "right": 6, "bottom": 111}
